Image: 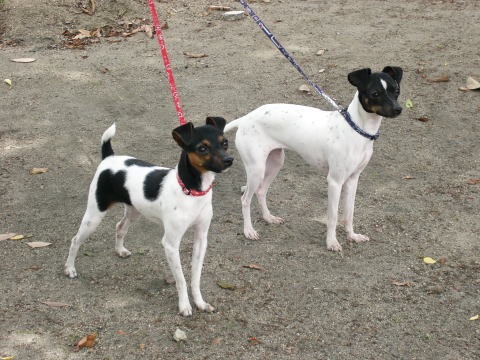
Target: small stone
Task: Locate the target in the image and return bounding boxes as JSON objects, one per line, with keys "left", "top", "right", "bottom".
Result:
{"left": 173, "top": 328, "right": 187, "bottom": 342}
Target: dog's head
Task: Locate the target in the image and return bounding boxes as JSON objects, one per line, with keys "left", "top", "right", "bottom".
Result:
{"left": 348, "top": 66, "right": 403, "bottom": 118}
{"left": 172, "top": 117, "right": 234, "bottom": 173}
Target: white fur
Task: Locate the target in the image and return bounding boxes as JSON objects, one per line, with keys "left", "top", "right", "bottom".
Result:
{"left": 224, "top": 93, "right": 384, "bottom": 251}
{"left": 101, "top": 123, "right": 116, "bottom": 144}
{"left": 65, "top": 132, "right": 217, "bottom": 316}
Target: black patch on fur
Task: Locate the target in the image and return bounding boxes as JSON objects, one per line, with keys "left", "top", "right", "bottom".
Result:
{"left": 102, "top": 140, "right": 114, "bottom": 160}
{"left": 144, "top": 169, "right": 170, "bottom": 201}
{"left": 125, "top": 158, "right": 155, "bottom": 167}
{"left": 96, "top": 170, "right": 132, "bottom": 211}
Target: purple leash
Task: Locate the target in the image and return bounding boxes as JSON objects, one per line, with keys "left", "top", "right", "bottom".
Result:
{"left": 238, "top": 0, "right": 379, "bottom": 141}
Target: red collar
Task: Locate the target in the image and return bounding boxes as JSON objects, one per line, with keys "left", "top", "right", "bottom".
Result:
{"left": 177, "top": 174, "right": 213, "bottom": 197}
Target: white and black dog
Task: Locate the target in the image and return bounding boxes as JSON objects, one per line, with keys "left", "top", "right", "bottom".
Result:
{"left": 224, "top": 66, "right": 403, "bottom": 251}
{"left": 65, "top": 118, "right": 233, "bottom": 316}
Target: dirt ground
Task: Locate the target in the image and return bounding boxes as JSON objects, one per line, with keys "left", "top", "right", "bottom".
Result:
{"left": 1, "top": 0, "right": 479, "bottom": 359}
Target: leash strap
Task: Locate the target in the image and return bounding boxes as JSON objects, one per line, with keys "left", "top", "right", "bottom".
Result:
{"left": 238, "top": 0, "right": 380, "bottom": 141}
{"left": 147, "top": 0, "right": 187, "bottom": 125}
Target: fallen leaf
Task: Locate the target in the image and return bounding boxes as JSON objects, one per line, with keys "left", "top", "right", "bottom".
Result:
{"left": 75, "top": 333, "right": 97, "bottom": 350}
{"left": 183, "top": 52, "right": 208, "bottom": 59}
{"left": 466, "top": 179, "right": 480, "bottom": 185}
{"left": 41, "top": 301, "right": 70, "bottom": 308}
{"left": 405, "top": 99, "right": 413, "bottom": 109}
{"left": 318, "top": 68, "right": 326, "bottom": 73}
{"left": 11, "top": 58, "right": 36, "bottom": 63}
{"left": 316, "top": 49, "right": 326, "bottom": 56}
{"left": 173, "top": 328, "right": 187, "bottom": 342}
{"left": 207, "top": 5, "right": 231, "bottom": 12}
{"left": 466, "top": 76, "right": 480, "bottom": 90}
{"left": 427, "top": 74, "right": 450, "bottom": 83}
{"left": 298, "top": 84, "right": 311, "bottom": 94}
{"left": 0, "top": 233, "right": 16, "bottom": 241}
{"left": 211, "top": 337, "right": 223, "bottom": 345}
{"left": 390, "top": 280, "right": 415, "bottom": 287}
{"left": 1, "top": 356, "right": 15, "bottom": 360}
{"left": 139, "top": 343, "right": 146, "bottom": 350}
{"left": 9, "top": 234, "right": 25, "bottom": 241}
{"left": 30, "top": 167, "right": 48, "bottom": 175}
{"left": 403, "top": 175, "right": 415, "bottom": 180}
{"left": 469, "top": 314, "right": 479, "bottom": 321}
{"left": 423, "top": 256, "right": 437, "bottom": 264}
{"left": 27, "top": 241, "right": 52, "bottom": 248}
{"left": 116, "top": 330, "right": 127, "bottom": 335}
{"left": 28, "top": 265, "right": 42, "bottom": 271}
{"left": 217, "top": 280, "right": 237, "bottom": 290}
{"left": 437, "top": 256, "right": 448, "bottom": 264}
{"left": 243, "top": 264, "right": 265, "bottom": 271}
{"left": 417, "top": 116, "right": 430, "bottom": 122}
{"left": 4, "top": 79, "right": 12, "bottom": 86}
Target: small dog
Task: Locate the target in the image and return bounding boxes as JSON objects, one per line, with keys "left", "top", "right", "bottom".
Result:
{"left": 64, "top": 118, "right": 233, "bottom": 316}
{"left": 224, "top": 66, "right": 402, "bottom": 251}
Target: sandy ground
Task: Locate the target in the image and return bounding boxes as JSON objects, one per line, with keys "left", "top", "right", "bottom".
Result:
{"left": 1, "top": 0, "right": 479, "bottom": 359}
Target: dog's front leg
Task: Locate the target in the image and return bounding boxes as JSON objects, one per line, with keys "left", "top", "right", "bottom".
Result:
{"left": 342, "top": 174, "right": 369, "bottom": 243}
{"left": 162, "top": 229, "right": 192, "bottom": 316}
{"left": 191, "top": 209, "right": 215, "bottom": 313}
{"left": 326, "top": 176, "right": 343, "bottom": 251}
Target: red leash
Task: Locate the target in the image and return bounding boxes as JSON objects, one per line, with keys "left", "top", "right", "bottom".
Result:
{"left": 147, "top": 0, "right": 187, "bottom": 125}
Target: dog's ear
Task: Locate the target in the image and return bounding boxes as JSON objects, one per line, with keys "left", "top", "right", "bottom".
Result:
{"left": 172, "top": 122, "right": 195, "bottom": 149}
{"left": 348, "top": 68, "right": 372, "bottom": 89}
{"left": 205, "top": 116, "right": 227, "bottom": 132}
{"left": 382, "top": 66, "right": 403, "bottom": 84}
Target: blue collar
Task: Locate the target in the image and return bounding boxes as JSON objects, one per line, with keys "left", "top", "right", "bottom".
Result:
{"left": 340, "top": 109, "right": 380, "bottom": 141}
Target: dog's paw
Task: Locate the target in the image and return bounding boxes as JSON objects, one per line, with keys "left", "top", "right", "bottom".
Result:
{"left": 348, "top": 233, "right": 370, "bottom": 243}
{"left": 244, "top": 227, "right": 260, "bottom": 240}
{"left": 263, "top": 214, "right": 285, "bottom": 225}
{"left": 179, "top": 303, "right": 193, "bottom": 317}
{"left": 326, "top": 241, "right": 342, "bottom": 252}
{"left": 196, "top": 301, "right": 215, "bottom": 313}
{"left": 64, "top": 266, "right": 77, "bottom": 278}
{"left": 116, "top": 247, "right": 132, "bottom": 258}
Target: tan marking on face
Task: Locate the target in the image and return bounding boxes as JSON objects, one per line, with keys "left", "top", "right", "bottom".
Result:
{"left": 187, "top": 152, "right": 210, "bottom": 173}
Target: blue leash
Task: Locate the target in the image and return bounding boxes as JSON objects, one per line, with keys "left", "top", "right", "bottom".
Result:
{"left": 238, "top": 0, "right": 379, "bottom": 141}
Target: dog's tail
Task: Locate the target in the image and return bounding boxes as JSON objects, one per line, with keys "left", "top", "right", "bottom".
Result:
{"left": 223, "top": 119, "right": 240, "bottom": 133}
{"left": 101, "top": 123, "right": 116, "bottom": 159}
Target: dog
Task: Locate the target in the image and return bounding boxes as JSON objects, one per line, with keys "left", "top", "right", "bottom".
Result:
{"left": 224, "top": 66, "right": 403, "bottom": 251}
{"left": 64, "top": 118, "right": 233, "bottom": 316}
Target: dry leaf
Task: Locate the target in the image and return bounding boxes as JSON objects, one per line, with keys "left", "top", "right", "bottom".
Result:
{"left": 9, "top": 234, "right": 25, "bottom": 241}
{"left": 427, "top": 74, "right": 450, "bottom": 83}
{"left": 116, "top": 330, "right": 127, "bottom": 335}
{"left": 41, "top": 301, "right": 70, "bottom": 308}
{"left": 75, "top": 333, "right": 97, "bottom": 350}
{"left": 0, "top": 233, "right": 16, "bottom": 241}
{"left": 298, "top": 84, "right": 311, "bottom": 94}
{"left": 211, "top": 337, "right": 223, "bottom": 345}
{"left": 316, "top": 49, "right": 326, "bottom": 56}
{"left": 437, "top": 256, "right": 448, "bottom": 264}
{"left": 4, "top": 79, "right": 12, "bottom": 86}
{"left": 243, "top": 264, "right": 265, "bottom": 271}
{"left": 30, "top": 167, "right": 48, "bottom": 175}
{"left": 173, "top": 328, "right": 187, "bottom": 342}
{"left": 403, "top": 175, "right": 415, "bottom": 180}
{"left": 466, "top": 76, "right": 480, "bottom": 90}
{"left": 391, "top": 280, "right": 414, "bottom": 287}
{"left": 405, "top": 99, "right": 413, "bottom": 108}
{"left": 139, "top": 343, "right": 146, "bottom": 350}
{"left": 183, "top": 52, "right": 208, "bottom": 59}
{"left": 207, "top": 5, "right": 231, "bottom": 12}
{"left": 423, "top": 257, "right": 437, "bottom": 264}
{"left": 11, "top": 58, "right": 36, "bottom": 63}
{"left": 217, "top": 280, "right": 236, "bottom": 290}
{"left": 28, "top": 265, "right": 42, "bottom": 271}
{"left": 27, "top": 241, "right": 52, "bottom": 248}
{"left": 469, "top": 314, "right": 479, "bottom": 321}
{"left": 417, "top": 116, "right": 430, "bottom": 122}
{"left": 466, "top": 179, "right": 480, "bottom": 185}
{"left": 1, "top": 356, "right": 15, "bottom": 360}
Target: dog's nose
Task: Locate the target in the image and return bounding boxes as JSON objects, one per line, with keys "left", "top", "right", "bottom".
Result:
{"left": 394, "top": 107, "right": 402, "bottom": 116}
{"left": 224, "top": 156, "right": 234, "bottom": 167}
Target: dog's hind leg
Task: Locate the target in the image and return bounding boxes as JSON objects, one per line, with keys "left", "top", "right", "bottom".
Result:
{"left": 65, "top": 203, "right": 106, "bottom": 278}
{"left": 241, "top": 160, "right": 267, "bottom": 240}
{"left": 115, "top": 205, "right": 140, "bottom": 258}
{"left": 256, "top": 148, "right": 285, "bottom": 225}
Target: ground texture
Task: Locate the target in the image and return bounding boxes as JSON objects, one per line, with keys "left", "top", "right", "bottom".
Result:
{"left": 1, "top": 0, "right": 479, "bottom": 359}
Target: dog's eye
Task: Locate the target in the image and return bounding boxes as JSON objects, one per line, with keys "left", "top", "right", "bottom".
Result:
{"left": 372, "top": 91, "right": 380, "bottom": 97}
{"left": 222, "top": 140, "right": 228, "bottom": 150}
{"left": 196, "top": 145, "right": 209, "bottom": 155}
